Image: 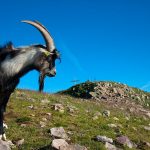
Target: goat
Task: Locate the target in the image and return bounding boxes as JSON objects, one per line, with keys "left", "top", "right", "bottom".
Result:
{"left": 0, "top": 20, "right": 60, "bottom": 140}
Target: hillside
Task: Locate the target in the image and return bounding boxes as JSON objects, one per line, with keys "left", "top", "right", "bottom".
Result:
{"left": 2, "top": 81, "right": 150, "bottom": 150}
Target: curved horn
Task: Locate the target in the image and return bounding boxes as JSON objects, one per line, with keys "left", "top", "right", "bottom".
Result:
{"left": 21, "top": 20, "right": 55, "bottom": 52}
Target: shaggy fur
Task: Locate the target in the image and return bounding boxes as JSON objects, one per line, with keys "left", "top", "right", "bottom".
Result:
{"left": 0, "top": 42, "right": 60, "bottom": 139}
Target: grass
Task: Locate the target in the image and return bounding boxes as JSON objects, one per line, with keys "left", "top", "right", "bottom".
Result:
{"left": 3, "top": 89, "right": 150, "bottom": 150}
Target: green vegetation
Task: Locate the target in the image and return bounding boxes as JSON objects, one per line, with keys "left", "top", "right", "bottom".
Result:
{"left": 60, "top": 81, "right": 97, "bottom": 98}
{"left": 4, "top": 87, "right": 150, "bottom": 150}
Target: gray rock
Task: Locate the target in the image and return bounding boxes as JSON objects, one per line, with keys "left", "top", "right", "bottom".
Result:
{"left": 94, "top": 135, "right": 113, "bottom": 143}
{"left": 28, "top": 105, "right": 34, "bottom": 109}
{"left": 65, "top": 144, "right": 88, "bottom": 150}
{"left": 13, "top": 139, "right": 24, "bottom": 147}
{"left": 51, "top": 139, "right": 68, "bottom": 150}
{"left": 46, "top": 113, "right": 52, "bottom": 116}
{"left": 105, "top": 142, "right": 118, "bottom": 150}
{"left": 137, "top": 141, "right": 150, "bottom": 149}
{"left": 113, "top": 117, "right": 119, "bottom": 121}
{"left": 102, "top": 110, "right": 110, "bottom": 117}
{"left": 51, "top": 104, "right": 65, "bottom": 113}
{"left": 50, "top": 127, "right": 68, "bottom": 140}
{"left": 40, "top": 121, "right": 46, "bottom": 128}
{"left": 144, "top": 126, "right": 150, "bottom": 131}
{"left": 116, "top": 136, "right": 133, "bottom": 148}
{"left": 0, "top": 140, "right": 12, "bottom": 150}
{"left": 108, "top": 124, "right": 117, "bottom": 128}
{"left": 146, "top": 112, "right": 150, "bottom": 118}
{"left": 41, "top": 99, "right": 49, "bottom": 104}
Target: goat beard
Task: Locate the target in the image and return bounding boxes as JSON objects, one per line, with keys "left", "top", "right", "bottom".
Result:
{"left": 39, "top": 73, "right": 46, "bottom": 92}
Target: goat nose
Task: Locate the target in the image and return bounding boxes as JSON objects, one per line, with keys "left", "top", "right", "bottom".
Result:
{"left": 53, "top": 70, "right": 56, "bottom": 75}
{"left": 53, "top": 68, "right": 56, "bottom": 75}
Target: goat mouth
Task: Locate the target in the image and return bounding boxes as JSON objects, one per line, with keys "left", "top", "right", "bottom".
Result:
{"left": 46, "top": 73, "right": 55, "bottom": 77}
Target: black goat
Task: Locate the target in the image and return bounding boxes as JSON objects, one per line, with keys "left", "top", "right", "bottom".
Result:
{"left": 0, "top": 20, "right": 60, "bottom": 140}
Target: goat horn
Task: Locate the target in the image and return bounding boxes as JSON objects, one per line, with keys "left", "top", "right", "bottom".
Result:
{"left": 21, "top": 20, "right": 55, "bottom": 52}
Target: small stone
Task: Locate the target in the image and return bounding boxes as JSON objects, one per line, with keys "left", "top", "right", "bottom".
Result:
{"left": 94, "top": 111, "right": 102, "bottom": 116}
{"left": 42, "top": 118, "right": 47, "bottom": 121}
{"left": 146, "top": 112, "right": 150, "bottom": 118}
{"left": 41, "top": 99, "right": 49, "bottom": 104}
{"left": 3, "top": 123, "right": 8, "bottom": 129}
{"left": 50, "top": 127, "right": 68, "bottom": 140}
{"left": 30, "top": 114, "right": 35, "bottom": 117}
{"left": 46, "top": 113, "right": 52, "bottom": 116}
{"left": 13, "top": 139, "right": 24, "bottom": 147}
{"left": 0, "top": 140, "right": 12, "bottom": 150}
{"left": 28, "top": 105, "right": 34, "bottom": 109}
{"left": 52, "top": 104, "right": 65, "bottom": 113}
{"left": 105, "top": 142, "right": 118, "bottom": 150}
{"left": 108, "top": 124, "right": 117, "bottom": 128}
{"left": 94, "top": 135, "right": 113, "bottom": 143}
{"left": 51, "top": 139, "right": 68, "bottom": 150}
{"left": 92, "top": 116, "right": 99, "bottom": 120}
{"left": 40, "top": 121, "right": 46, "bottom": 128}
{"left": 65, "top": 144, "right": 88, "bottom": 150}
{"left": 137, "top": 141, "right": 150, "bottom": 149}
{"left": 20, "top": 124, "right": 27, "bottom": 127}
{"left": 113, "top": 117, "right": 119, "bottom": 121}
{"left": 116, "top": 136, "right": 133, "bottom": 148}
{"left": 144, "top": 126, "right": 150, "bottom": 131}
{"left": 102, "top": 110, "right": 110, "bottom": 117}
{"left": 125, "top": 116, "right": 130, "bottom": 120}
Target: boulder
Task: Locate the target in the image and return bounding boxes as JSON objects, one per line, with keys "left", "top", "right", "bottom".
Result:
{"left": 50, "top": 127, "right": 69, "bottom": 140}
{"left": 51, "top": 139, "right": 68, "bottom": 150}
{"left": 0, "top": 140, "right": 12, "bottom": 150}
{"left": 105, "top": 142, "right": 118, "bottom": 150}
{"left": 115, "top": 136, "right": 133, "bottom": 148}
{"left": 93, "top": 135, "right": 113, "bottom": 143}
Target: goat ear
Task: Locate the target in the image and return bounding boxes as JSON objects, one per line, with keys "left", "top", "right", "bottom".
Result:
{"left": 44, "top": 51, "right": 51, "bottom": 57}
{"left": 42, "top": 50, "right": 51, "bottom": 57}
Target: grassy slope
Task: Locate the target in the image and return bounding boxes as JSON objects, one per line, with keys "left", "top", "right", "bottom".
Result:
{"left": 4, "top": 89, "right": 150, "bottom": 150}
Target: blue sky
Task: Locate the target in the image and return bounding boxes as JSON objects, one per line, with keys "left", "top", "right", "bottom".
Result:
{"left": 0, "top": 0, "right": 150, "bottom": 92}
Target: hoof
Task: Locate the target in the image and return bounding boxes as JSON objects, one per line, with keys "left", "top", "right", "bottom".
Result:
{"left": 0, "top": 134, "right": 7, "bottom": 141}
{"left": 3, "top": 123, "right": 8, "bottom": 129}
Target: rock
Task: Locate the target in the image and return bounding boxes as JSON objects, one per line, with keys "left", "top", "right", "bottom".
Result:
{"left": 51, "top": 139, "right": 68, "bottom": 150}
{"left": 0, "top": 140, "right": 12, "bottom": 150}
{"left": 93, "top": 112, "right": 101, "bottom": 120}
{"left": 94, "top": 111, "right": 101, "bottom": 116}
{"left": 92, "top": 116, "right": 99, "bottom": 120}
{"left": 65, "top": 144, "right": 88, "bottom": 150}
{"left": 42, "top": 118, "right": 47, "bottom": 122}
{"left": 132, "top": 127, "right": 137, "bottom": 131}
{"left": 108, "top": 124, "right": 117, "bottom": 128}
{"left": 67, "top": 105, "right": 77, "bottom": 113}
{"left": 105, "top": 142, "right": 118, "bottom": 150}
{"left": 137, "top": 141, "right": 150, "bottom": 149}
{"left": 40, "top": 121, "right": 46, "bottom": 128}
{"left": 51, "top": 104, "right": 65, "bottom": 113}
{"left": 20, "top": 124, "right": 27, "bottom": 127}
{"left": 144, "top": 126, "right": 150, "bottom": 131}
{"left": 115, "top": 136, "right": 133, "bottom": 148}
{"left": 125, "top": 116, "right": 130, "bottom": 120}
{"left": 12, "top": 138, "right": 24, "bottom": 147}
{"left": 145, "top": 112, "right": 150, "bottom": 118}
{"left": 113, "top": 117, "right": 119, "bottom": 121}
{"left": 50, "top": 127, "right": 68, "bottom": 140}
{"left": 102, "top": 110, "right": 110, "bottom": 117}
{"left": 28, "top": 105, "right": 34, "bottom": 109}
{"left": 3, "top": 123, "right": 8, "bottom": 129}
{"left": 41, "top": 99, "right": 49, "bottom": 104}
{"left": 93, "top": 135, "right": 113, "bottom": 143}
{"left": 46, "top": 113, "right": 52, "bottom": 116}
